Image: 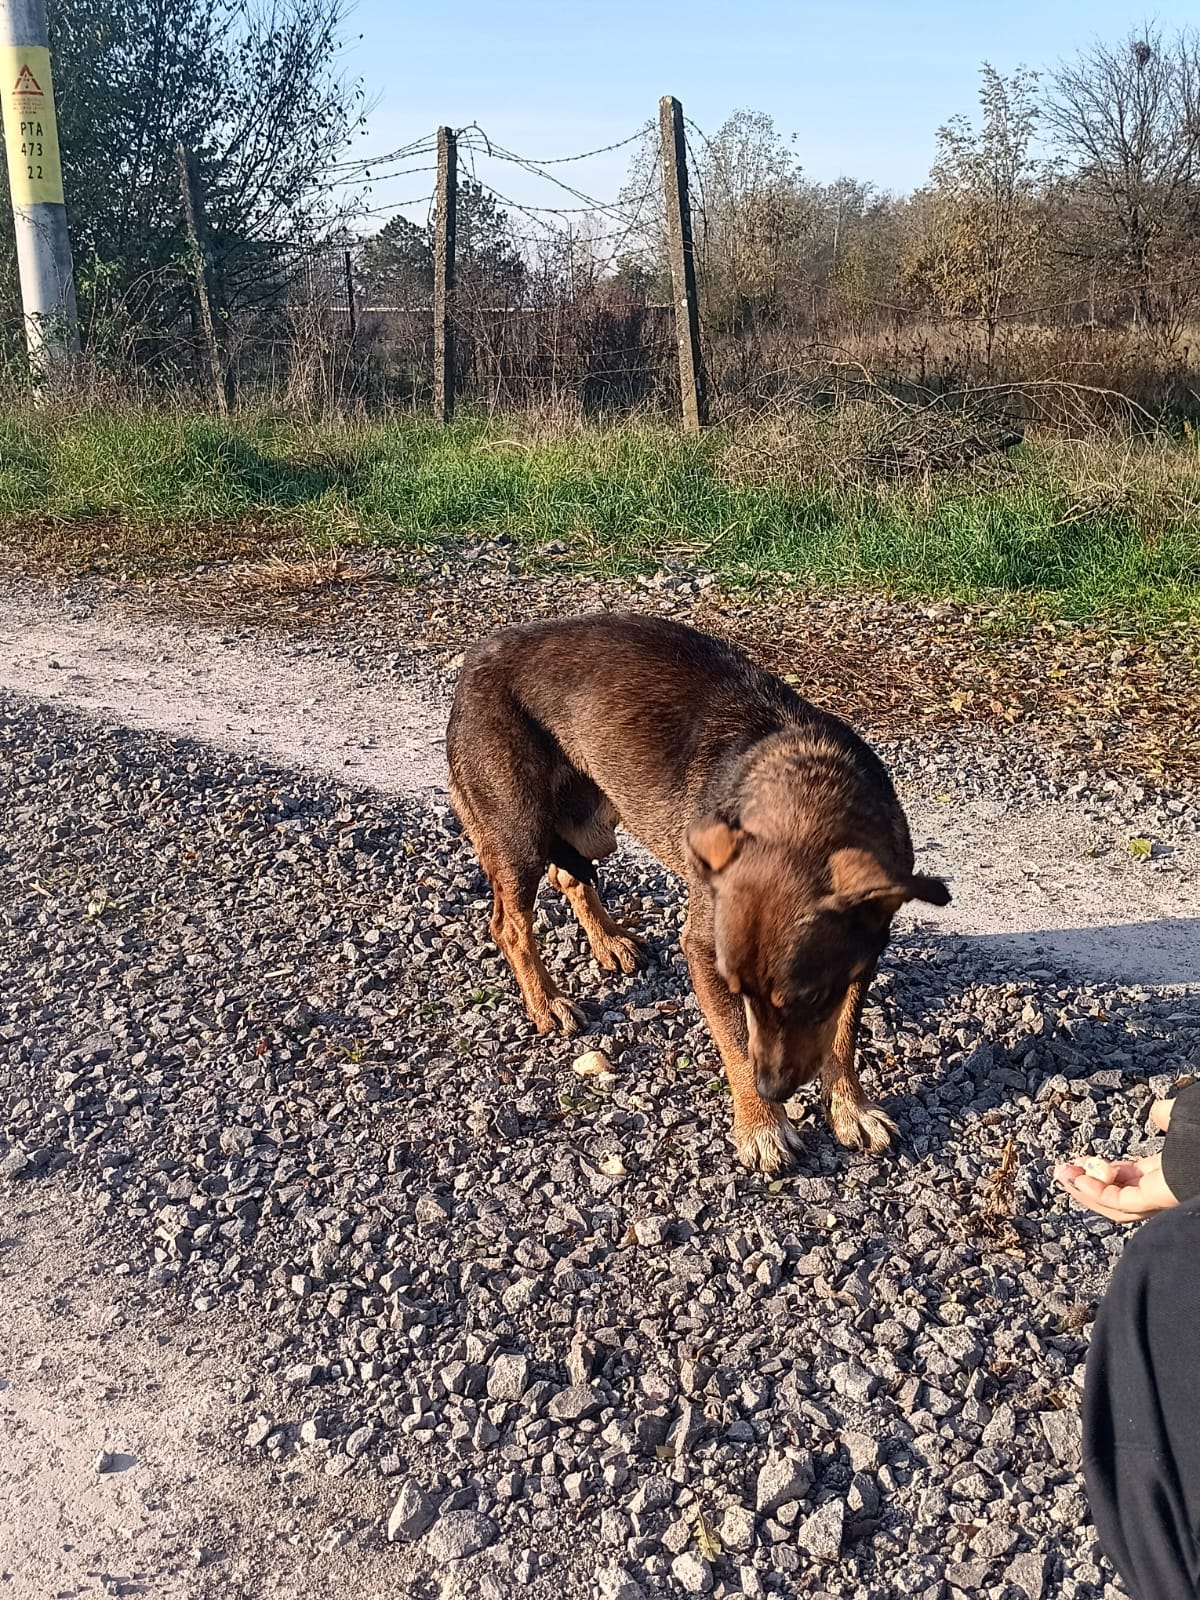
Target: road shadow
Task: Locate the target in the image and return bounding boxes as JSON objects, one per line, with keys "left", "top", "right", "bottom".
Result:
{"left": 851, "top": 922, "right": 1199, "bottom": 1172}
{"left": 950, "top": 917, "right": 1200, "bottom": 989}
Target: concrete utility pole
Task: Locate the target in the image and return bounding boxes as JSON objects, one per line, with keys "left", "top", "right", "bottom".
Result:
{"left": 0, "top": 0, "right": 79, "bottom": 379}
{"left": 659, "top": 95, "right": 707, "bottom": 432}
{"left": 433, "top": 125, "right": 457, "bottom": 424}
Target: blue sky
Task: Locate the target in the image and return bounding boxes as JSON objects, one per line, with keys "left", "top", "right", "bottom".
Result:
{"left": 338, "top": 3, "right": 1199, "bottom": 228}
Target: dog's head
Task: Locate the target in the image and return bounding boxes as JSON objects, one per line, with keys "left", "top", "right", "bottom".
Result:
{"left": 687, "top": 818, "right": 950, "bottom": 1104}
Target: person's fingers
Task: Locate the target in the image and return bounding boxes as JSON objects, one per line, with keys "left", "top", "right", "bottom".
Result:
{"left": 1056, "top": 1156, "right": 1177, "bottom": 1223}
{"left": 1059, "top": 1172, "right": 1148, "bottom": 1222}
{"left": 1074, "top": 1196, "right": 1147, "bottom": 1224}
{"left": 1076, "top": 1173, "right": 1146, "bottom": 1210}
{"left": 1053, "top": 1165, "right": 1136, "bottom": 1223}
{"left": 1060, "top": 1158, "right": 1144, "bottom": 1187}
{"left": 1151, "top": 1097, "right": 1175, "bottom": 1133}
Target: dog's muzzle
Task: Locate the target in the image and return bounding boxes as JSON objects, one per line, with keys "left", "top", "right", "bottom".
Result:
{"left": 745, "top": 1004, "right": 818, "bottom": 1102}
{"left": 754, "top": 1059, "right": 820, "bottom": 1104}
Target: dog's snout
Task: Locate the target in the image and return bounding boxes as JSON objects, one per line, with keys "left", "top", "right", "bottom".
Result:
{"left": 746, "top": 1003, "right": 824, "bottom": 1103}
{"left": 754, "top": 1064, "right": 792, "bottom": 1104}
{"left": 754, "top": 1058, "right": 820, "bottom": 1104}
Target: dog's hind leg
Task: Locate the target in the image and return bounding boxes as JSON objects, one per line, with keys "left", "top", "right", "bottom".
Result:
{"left": 489, "top": 868, "right": 585, "bottom": 1036}
{"left": 820, "top": 965, "right": 896, "bottom": 1154}
{"left": 448, "top": 716, "right": 588, "bottom": 1030}
{"left": 548, "top": 864, "right": 645, "bottom": 975}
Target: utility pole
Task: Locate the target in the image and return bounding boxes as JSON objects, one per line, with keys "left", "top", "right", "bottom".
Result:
{"left": 175, "top": 141, "right": 229, "bottom": 415}
{"left": 433, "top": 125, "right": 457, "bottom": 424}
{"left": 0, "top": 0, "right": 79, "bottom": 382}
{"left": 659, "top": 95, "right": 707, "bottom": 432}
{"left": 343, "top": 247, "right": 357, "bottom": 341}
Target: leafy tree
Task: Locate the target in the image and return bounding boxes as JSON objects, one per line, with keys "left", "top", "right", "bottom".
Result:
{"left": 455, "top": 181, "right": 526, "bottom": 306}
{"left": 919, "top": 65, "right": 1044, "bottom": 373}
{"left": 356, "top": 183, "right": 525, "bottom": 310}
{"left": 26, "top": 0, "right": 364, "bottom": 340}
{"left": 358, "top": 214, "right": 432, "bottom": 306}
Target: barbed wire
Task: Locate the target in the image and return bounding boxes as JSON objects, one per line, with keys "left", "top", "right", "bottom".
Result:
{"left": 351, "top": 164, "right": 438, "bottom": 182}
{"left": 328, "top": 120, "right": 660, "bottom": 242}
{"left": 454, "top": 150, "right": 628, "bottom": 222}
{"left": 326, "top": 121, "right": 652, "bottom": 200}
{"left": 459, "top": 125, "right": 651, "bottom": 165}
{"left": 456, "top": 178, "right": 570, "bottom": 237}
{"left": 581, "top": 148, "right": 664, "bottom": 276}
{"left": 353, "top": 196, "right": 438, "bottom": 220}
{"left": 459, "top": 135, "right": 649, "bottom": 222}
{"left": 328, "top": 136, "right": 438, "bottom": 176}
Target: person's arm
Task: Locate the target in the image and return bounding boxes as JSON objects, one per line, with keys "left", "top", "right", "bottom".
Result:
{"left": 1161, "top": 1081, "right": 1200, "bottom": 1204}
{"left": 1054, "top": 1093, "right": 1194, "bottom": 1224}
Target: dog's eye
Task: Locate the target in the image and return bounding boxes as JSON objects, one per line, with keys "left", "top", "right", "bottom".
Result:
{"left": 795, "top": 987, "right": 833, "bottom": 1014}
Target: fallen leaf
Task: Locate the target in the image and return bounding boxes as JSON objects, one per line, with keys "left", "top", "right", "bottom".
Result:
{"left": 695, "top": 1512, "right": 722, "bottom": 1561}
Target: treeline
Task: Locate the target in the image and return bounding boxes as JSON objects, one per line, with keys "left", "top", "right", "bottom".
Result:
{"left": 359, "top": 27, "right": 1200, "bottom": 422}
{"left": 3, "top": 8, "right": 1199, "bottom": 424}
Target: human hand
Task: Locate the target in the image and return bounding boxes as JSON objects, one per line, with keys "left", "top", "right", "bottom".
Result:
{"left": 1053, "top": 1150, "right": 1178, "bottom": 1224}
{"left": 1150, "top": 1096, "right": 1174, "bottom": 1133}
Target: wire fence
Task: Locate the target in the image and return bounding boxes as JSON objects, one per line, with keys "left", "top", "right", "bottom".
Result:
{"left": 40, "top": 108, "right": 1200, "bottom": 428}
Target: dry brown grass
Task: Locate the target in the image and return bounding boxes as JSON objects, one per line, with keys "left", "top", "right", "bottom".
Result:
{"left": 981, "top": 1139, "right": 1018, "bottom": 1218}
{"left": 0, "top": 516, "right": 288, "bottom": 577}
{"left": 227, "top": 550, "right": 353, "bottom": 598}
{"left": 708, "top": 318, "right": 1200, "bottom": 433}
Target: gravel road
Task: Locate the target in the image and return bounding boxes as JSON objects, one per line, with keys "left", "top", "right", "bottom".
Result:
{"left": 2, "top": 581, "right": 1198, "bottom": 1600}
{"left": 3, "top": 584, "right": 1196, "bottom": 985}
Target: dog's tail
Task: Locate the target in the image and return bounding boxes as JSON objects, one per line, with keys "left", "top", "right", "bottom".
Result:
{"left": 548, "top": 835, "right": 599, "bottom": 886}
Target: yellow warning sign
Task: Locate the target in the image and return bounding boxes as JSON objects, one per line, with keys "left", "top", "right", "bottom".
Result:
{"left": 0, "top": 45, "right": 64, "bottom": 206}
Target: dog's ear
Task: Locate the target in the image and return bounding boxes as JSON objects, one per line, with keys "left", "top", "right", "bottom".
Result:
{"left": 827, "top": 848, "right": 904, "bottom": 910}
{"left": 687, "top": 814, "right": 746, "bottom": 878}
{"left": 824, "top": 849, "right": 952, "bottom": 918}
{"left": 908, "top": 873, "right": 951, "bottom": 906}
{"left": 824, "top": 848, "right": 910, "bottom": 921}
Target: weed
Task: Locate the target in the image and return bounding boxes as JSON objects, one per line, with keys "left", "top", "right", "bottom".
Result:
{"left": 0, "top": 405, "right": 1197, "bottom": 618}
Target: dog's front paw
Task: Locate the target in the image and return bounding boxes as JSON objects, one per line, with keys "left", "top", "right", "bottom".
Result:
{"left": 829, "top": 1094, "right": 897, "bottom": 1155}
{"left": 733, "top": 1103, "right": 805, "bottom": 1174}
{"left": 592, "top": 930, "right": 645, "bottom": 975}
{"left": 532, "top": 994, "right": 586, "bottom": 1036}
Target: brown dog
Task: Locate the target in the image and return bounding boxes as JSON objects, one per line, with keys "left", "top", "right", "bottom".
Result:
{"left": 446, "top": 613, "right": 949, "bottom": 1173}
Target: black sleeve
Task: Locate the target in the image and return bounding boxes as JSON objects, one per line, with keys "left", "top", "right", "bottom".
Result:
{"left": 1161, "top": 1081, "right": 1200, "bottom": 1204}
{"left": 1083, "top": 1198, "right": 1200, "bottom": 1600}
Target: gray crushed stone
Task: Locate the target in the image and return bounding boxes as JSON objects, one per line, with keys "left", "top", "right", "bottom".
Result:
{"left": 3, "top": 690, "right": 1197, "bottom": 1600}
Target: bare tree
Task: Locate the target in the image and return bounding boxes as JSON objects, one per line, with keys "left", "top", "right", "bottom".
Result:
{"left": 688, "top": 111, "right": 815, "bottom": 330}
{"left": 617, "top": 111, "right": 818, "bottom": 331}
{"left": 1043, "top": 26, "right": 1200, "bottom": 340}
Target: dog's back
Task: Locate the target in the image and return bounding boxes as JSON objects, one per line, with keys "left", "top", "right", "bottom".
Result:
{"left": 449, "top": 611, "right": 908, "bottom": 878}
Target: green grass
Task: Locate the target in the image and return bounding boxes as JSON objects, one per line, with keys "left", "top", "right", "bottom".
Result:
{"left": 1, "top": 406, "right": 1198, "bottom": 618}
